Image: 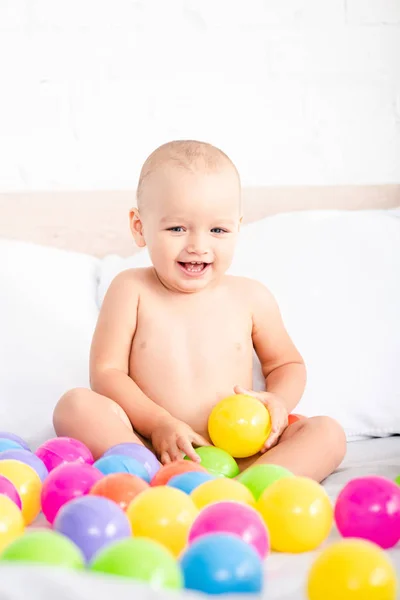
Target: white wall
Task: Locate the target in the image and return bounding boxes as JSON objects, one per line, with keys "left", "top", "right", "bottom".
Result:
{"left": 0, "top": 0, "right": 399, "bottom": 191}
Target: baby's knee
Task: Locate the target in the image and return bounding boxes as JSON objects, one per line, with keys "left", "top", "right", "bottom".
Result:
{"left": 53, "top": 387, "right": 92, "bottom": 429}
{"left": 308, "top": 415, "right": 347, "bottom": 464}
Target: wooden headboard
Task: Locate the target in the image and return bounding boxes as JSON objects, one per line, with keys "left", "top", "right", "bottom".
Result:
{"left": 1, "top": 184, "right": 399, "bottom": 257}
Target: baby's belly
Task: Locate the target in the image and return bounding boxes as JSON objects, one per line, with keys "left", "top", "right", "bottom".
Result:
{"left": 129, "top": 344, "right": 253, "bottom": 438}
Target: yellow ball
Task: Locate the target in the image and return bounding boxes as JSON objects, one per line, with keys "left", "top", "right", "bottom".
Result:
{"left": 257, "top": 476, "right": 333, "bottom": 552}
{"left": 191, "top": 478, "right": 255, "bottom": 510}
{"left": 0, "top": 495, "right": 24, "bottom": 552}
{"left": 126, "top": 486, "right": 198, "bottom": 557}
{"left": 0, "top": 460, "right": 42, "bottom": 525}
{"left": 307, "top": 539, "right": 397, "bottom": 600}
{"left": 208, "top": 394, "right": 271, "bottom": 458}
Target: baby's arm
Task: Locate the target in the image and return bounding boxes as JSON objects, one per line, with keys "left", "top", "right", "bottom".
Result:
{"left": 89, "top": 271, "right": 171, "bottom": 440}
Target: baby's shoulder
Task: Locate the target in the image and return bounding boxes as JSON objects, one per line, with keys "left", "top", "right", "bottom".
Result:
{"left": 107, "top": 267, "right": 155, "bottom": 296}
{"left": 224, "top": 274, "right": 271, "bottom": 297}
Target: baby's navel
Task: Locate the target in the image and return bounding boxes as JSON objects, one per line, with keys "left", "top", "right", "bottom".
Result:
{"left": 140, "top": 341, "right": 147, "bottom": 350}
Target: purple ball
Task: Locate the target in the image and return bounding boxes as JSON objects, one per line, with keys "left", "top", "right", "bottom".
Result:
{"left": 103, "top": 443, "right": 160, "bottom": 479}
{"left": 54, "top": 495, "right": 132, "bottom": 563}
{"left": 0, "top": 432, "right": 30, "bottom": 451}
{"left": 0, "top": 449, "right": 48, "bottom": 482}
{"left": 0, "top": 474, "right": 22, "bottom": 509}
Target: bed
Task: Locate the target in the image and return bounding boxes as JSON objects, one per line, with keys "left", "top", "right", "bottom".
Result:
{"left": 0, "top": 184, "right": 399, "bottom": 599}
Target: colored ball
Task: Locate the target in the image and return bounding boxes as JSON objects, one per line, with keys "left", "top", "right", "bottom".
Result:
{"left": 151, "top": 460, "right": 207, "bottom": 486}
{"left": 35, "top": 437, "right": 94, "bottom": 473}
{"left": 0, "top": 495, "right": 25, "bottom": 552}
{"left": 93, "top": 455, "right": 150, "bottom": 482}
{"left": 0, "top": 460, "right": 41, "bottom": 525}
{"left": 184, "top": 446, "right": 239, "bottom": 478}
{"left": 191, "top": 478, "right": 255, "bottom": 510}
{"left": 41, "top": 462, "right": 103, "bottom": 524}
{"left": 287, "top": 413, "right": 306, "bottom": 426}
{"left": 395, "top": 474, "right": 400, "bottom": 486}
{"left": 127, "top": 486, "right": 198, "bottom": 557}
{"left": 54, "top": 495, "right": 131, "bottom": 563}
{"left": 189, "top": 501, "right": 269, "bottom": 559}
{"left": 0, "top": 449, "right": 48, "bottom": 482}
{"left": 334, "top": 475, "right": 400, "bottom": 549}
{"left": 307, "top": 539, "right": 397, "bottom": 600}
{"left": 257, "top": 476, "right": 333, "bottom": 552}
{"left": 0, "top": 474, "right": 22, "bottom": 509}
{"left": 0, "top": 530, "right": 84, "bottom": 568}
{"left": 168, "top": 472, "right": 215, "bottom": 495}
{"left": 0, "top": 439, "right": 24, "bottom": 452}
{"left": 0, "top": 432, "right": 29, "bottom": 451}
{"left": 237, "top": 464, "right": 294, "bottom": 501}
{"left": 90, "top": 473, "right": 149, "bottom": 511}
{"left": 103, "top": 443, "right": 160, "bottom": 479}
{"left": 91, "top": 538, "right": 183, "bottom": 589}
{"left": 181, "top": 533, "right": 263, "bottom": 595}
{"left": 208, "top": 394, "right": 271, "bottom": 458}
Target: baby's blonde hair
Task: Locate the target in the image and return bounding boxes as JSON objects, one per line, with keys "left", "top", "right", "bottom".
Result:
{"left": 136, "top": 140, "right": 240, "bottom": 211}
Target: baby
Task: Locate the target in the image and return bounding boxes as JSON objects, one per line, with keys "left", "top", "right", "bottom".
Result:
{"left": 53, "top": 140, "right": 346, "bottom": 481}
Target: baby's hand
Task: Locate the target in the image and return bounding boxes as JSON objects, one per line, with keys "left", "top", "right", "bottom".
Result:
{"left": 234, "top": 386, "right": 288, "bottom": 452}
{"left": 151, "top": 416, "right": 209, "bottom": 465}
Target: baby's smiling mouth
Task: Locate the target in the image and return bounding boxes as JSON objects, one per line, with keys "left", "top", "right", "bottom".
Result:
{"left": 178, "top": 261, "right": 210, "bottom": 274}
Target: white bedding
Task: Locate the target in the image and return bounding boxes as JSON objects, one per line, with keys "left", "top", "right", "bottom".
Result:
{"left": 0, "top": 438, "right": 399, "bottom": 600}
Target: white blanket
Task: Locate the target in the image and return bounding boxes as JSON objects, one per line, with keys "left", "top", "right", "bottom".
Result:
{"left": 0, "top": 438, "right": 399, "bottom": 599}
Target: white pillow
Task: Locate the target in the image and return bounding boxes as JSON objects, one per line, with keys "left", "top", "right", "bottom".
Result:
{"left": 97, "top": 209, "right": 400, "bottom": 441}
{"left": 0, "top": 240, "right": 100, "bottom": 449}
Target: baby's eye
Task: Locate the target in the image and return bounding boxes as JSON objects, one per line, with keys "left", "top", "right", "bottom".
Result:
{"left": 211, "top": 227, "right": 227, "bottom": 234}
{"left": 167, "top": 226, "right": 185, "bottom": 232}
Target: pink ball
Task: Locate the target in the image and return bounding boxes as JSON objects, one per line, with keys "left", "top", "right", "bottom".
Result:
{"left": 335, "top": 475, "right": 400, "bottom": 549}
{"left": 188, "top": 500, "right": 269, "bottom": 559}
{"left": 35, "top": 437, "right": 94, "bottom": 472}
{"left": 41, "top": 462, "right": 103, "bottom": 524}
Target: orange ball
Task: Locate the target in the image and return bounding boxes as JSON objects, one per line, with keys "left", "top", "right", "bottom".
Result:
{"left": 287, "top": 414, "right": 306, "bottom": 426}
{"left": 151, "top": 460, "right": 208, "bottom": 486}
{"left": 90, "top": 473, "right": 149, "bottom": 511}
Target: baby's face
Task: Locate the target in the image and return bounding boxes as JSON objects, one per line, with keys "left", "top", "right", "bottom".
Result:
{"left": 135, "top": 166, "right": 241, "bottom": 293}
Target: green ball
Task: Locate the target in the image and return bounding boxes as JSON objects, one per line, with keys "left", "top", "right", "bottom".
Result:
{"left": 90, "top": 538, "right": 183, "bottom": 590}
{"left": 237, "top": 464, "right": 294, "bottom": 500}
{"left": 184, "top": 446, "right": 239, "bottom": 478}
{"left": 1, "top": 530, "right": 84, "bottom": 568}
{"left": 395, "top": 475, "right": 400, "bottom": 486}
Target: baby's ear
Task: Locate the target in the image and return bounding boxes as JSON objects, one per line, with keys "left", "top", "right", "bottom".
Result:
{"left": 129, "top": 208, "right": 146, "bottom": 248}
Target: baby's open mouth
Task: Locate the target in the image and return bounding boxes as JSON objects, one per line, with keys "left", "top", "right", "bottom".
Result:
{"left": 178, "top": 261, "right": 210, "bottom": 274}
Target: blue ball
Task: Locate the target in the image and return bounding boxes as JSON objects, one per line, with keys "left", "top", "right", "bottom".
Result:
{"left": 180, "top": 533, "right": 263, "bottom": 595}
{"left": 167, "top": 471, "right": 215, "bottom": 494}
{"left": 94, "top": 454, "right": 150, "bottom": 482}
{"left": 0, "top": 438, "right": 24, "bottom": 452}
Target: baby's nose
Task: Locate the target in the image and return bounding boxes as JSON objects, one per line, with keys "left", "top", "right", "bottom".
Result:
{"left": 186, "top": 234, "right": 209, "bottom": 255}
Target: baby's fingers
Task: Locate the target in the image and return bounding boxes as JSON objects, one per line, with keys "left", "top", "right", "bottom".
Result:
{"left": 177, "top": 436, "right": 200, "bottom": 463}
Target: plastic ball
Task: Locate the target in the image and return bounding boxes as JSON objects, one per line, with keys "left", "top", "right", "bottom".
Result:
{"left": 90, "top": 473, "right": 149, "bottom": 511}
{"left": 0, "top": 474, "right": 22, "bottom": 509}
{"left": 0, "top": 432, "right": 29, "bottom": 451}
{"left": 189, "top": 501, "right": 269, "bottom": 559}
{"left": 151, "top": 460, "right": 207, "bottom": 486}
{"left": 0, "top": 495, "right": 25, "bottom": 552}
{"left": 307, "top": 539, "right": 397, "bottom": 600}
{"left": 257, "top": 476, "right": 333, "bottom": 552}
{"left": 103, "top": 443, "right": 160, "bottom": 479}
{"left": 334, "top": 475, "right": 400, "bottom": 549}
{"left": 91, "top": 537, "right": 183, "bottom": 589}
{"left": 287, "top": 413, "right": 306, "bottom": 426}
{"left": 35, "top": 437, "right": 94, "bottom": 473}
{"left": 237, "top": 464, "right": 294, "bottom": 501}
{"left": 0, "top": 449, "right": 48, "bottom": 482}
{"left": 181, "top": 533, "right": 263, "bottom": 595}
{"left": 184, "top": 446, "right": 239, "bottom": 478}
{"left": 93, "top": 455, "right": 150, "bottom": 482}
{"left": 168, "top": 472, "right": 215, "bottom": 495}
{"left": 0, "top": 460, "right": 42, "bottom": 525}
{"left": 0, "top": 530, "right": 84, "bottom": 568}
{"left": 41, "top": 462, "right": 103, "bottom": 524}
{"left": 208, "top": 394, "right": 271, "bottom": 458}
{"left": 0, "top": 439, "right": 24, "bottom": 452}
{"left": 127, "top": 486, "right": 198, "bottom": 557}
{"left": 191, "top": 478, "right": 255, "bottom": 510}
{"left": 54, "top": 495, "right": 131, "bottom": 563}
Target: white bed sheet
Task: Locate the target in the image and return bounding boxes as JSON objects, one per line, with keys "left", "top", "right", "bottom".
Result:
{"left": 0, "top": 438, "right": 399, "bottom": 600}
